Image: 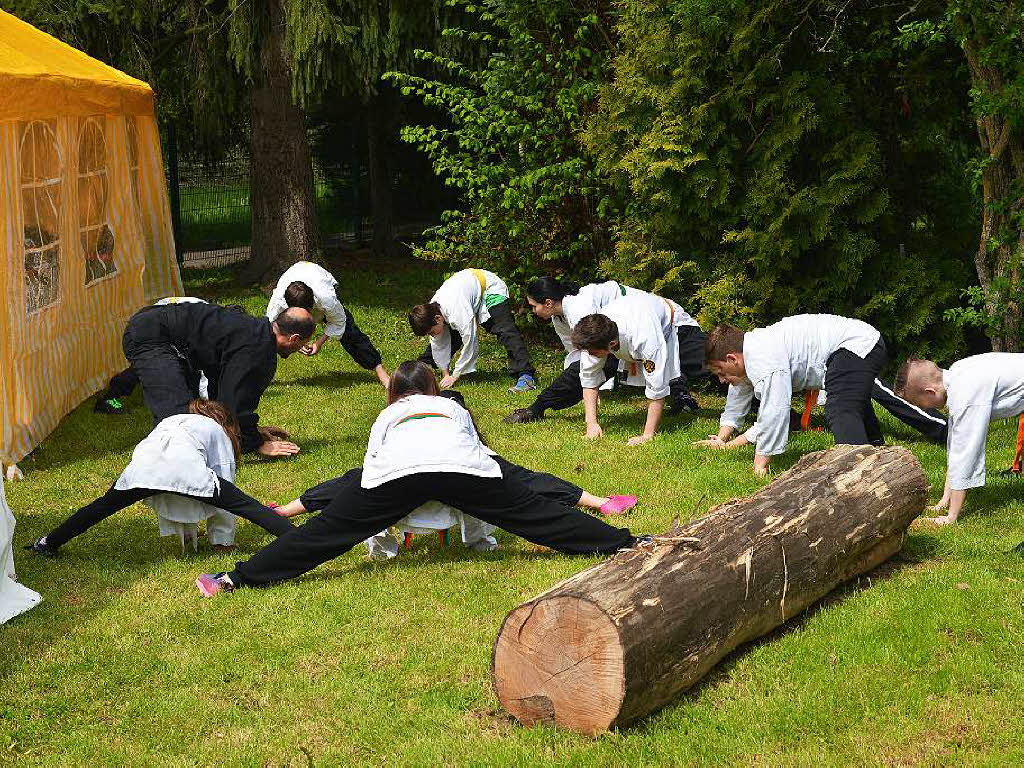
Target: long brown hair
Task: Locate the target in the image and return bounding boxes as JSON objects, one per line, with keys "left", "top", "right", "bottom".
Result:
{"left": 387, "top": 361, "right": 440, "bottom": 405}
{"left": 188, "top": 399, "right": 241, "bottom": 460}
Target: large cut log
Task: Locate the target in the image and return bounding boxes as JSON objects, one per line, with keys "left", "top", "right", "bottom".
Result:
{"left": 492, "top": 445, "right": 927, "bottom": 734}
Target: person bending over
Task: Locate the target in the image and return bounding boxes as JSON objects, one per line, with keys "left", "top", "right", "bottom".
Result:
{"left": 122, "top": 301, "right": 314, "bottom": 458}
{"left": 704, "top": 316, "right": 886, "bottom": 476}
{"left": 570, "top": 292, "right": 707, "bottom": 445}
{"left": 26, "top": 400, "right": 293, "bottom": 557}
{"left": 895, "top": 353, "right": 1024, "bottom": 525}
{"left": 196, "top": 361, "right": 641, "bottom": 595}
{"left": 409, "top": 268, "right": 536, "bottom": 393}
{"left": 266, "top": 260, "right": 390, "bottom": 387}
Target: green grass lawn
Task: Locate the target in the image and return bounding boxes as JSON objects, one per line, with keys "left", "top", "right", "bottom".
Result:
{"left": 3, "top": 253, "right": 1024, "bottom": 766}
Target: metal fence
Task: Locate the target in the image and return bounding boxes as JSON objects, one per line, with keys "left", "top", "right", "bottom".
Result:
{"left": 165, "top": 126, "right": 446, "bottom": 269}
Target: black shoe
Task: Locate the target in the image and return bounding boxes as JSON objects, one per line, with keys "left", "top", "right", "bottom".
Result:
{"left": 504, "top": 408, "right": 541, "bottom": 424}
{"left": 94, "top": 396, "right": 128, "bottom": 415}
{"left": 669, "top": 395, "right": 699, "bottom": 415}
{"left": 24, "top": 538, "right": 58, "bottom": 557}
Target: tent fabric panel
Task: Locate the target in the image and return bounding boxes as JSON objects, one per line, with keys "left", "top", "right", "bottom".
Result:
{"left": 133, "top": 115, "right": 183, "bottom": 301}
{"left": 0, "top": 73, "right": 155, "bottom": 121}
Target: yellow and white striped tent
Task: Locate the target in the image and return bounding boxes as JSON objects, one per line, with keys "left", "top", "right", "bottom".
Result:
{"left": 0, "top": 9, "right": 182, "bottom": 468}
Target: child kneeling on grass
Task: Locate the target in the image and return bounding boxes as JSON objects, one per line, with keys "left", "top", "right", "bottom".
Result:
{"left": 197, "top": 361, "right": 644, "bottom": 595}
{"left": 27, "top": 400, "right": 293, "bottom": 557}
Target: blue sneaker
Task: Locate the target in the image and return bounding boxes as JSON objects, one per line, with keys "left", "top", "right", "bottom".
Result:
{"left": 509, "top": 374, "right": 537, "bottom": 393}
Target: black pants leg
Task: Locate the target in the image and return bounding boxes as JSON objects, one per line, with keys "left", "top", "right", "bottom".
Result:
{"left": 823, "top": 340, "right": 887, "bottom": 445}
{"left": 124, "top": 333, "right": 195, "bottom": 426}
{"left": 418, "top": 327, "right": 463, "bottom": 370}
{"left": 872, "top": 378, "right": 948, "bottom": 443}
{"left": 103, "top": 367, "right": 140, "bottom": 400}
{"left": 669, "top": 325, "right": 709, "bottom": 402}
{"left": 338, "top": 307, "right": 383, "bottom": 370}
{"left": 481, "top": 300, "right": 535, "bottom": 379}
{"left": 527, "top": 355, "right": 619, "bottom": 417}
{"left": 492, "top": 456, "right": 584, "bottom": 507}
{"left": 229, "top": 471, "right": 632, "bottom": 587}
{"left": 299, "top": 476, "right": 349, "bottom": 512}
{"left": 44, "top": 480, "right": 292, "bottom": 549}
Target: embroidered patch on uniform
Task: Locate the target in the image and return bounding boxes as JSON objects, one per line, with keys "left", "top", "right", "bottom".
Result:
{"left": 643, "top": 360, "right": 656, "bottom": 373}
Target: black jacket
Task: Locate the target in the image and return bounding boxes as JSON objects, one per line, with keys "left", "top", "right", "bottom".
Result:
{"left": 127, "top": 303, "right": 278, "bottom": 452}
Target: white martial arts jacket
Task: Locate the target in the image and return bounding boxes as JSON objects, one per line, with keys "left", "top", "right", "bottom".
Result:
{"left": 943, "top": 353, "right": 1024, "bottom": 490}
{"left": 1, "top": 478, "right": 42, "bottom": 623}
{"left": 362, "top": 394, "right": 501, "bottom": 489}
{"left": 266, "top": 261, "right": 348, "bottom": 339}
{"left": 741, "top": 314, "right": 880, "bottom": 456}
{"left": 719, "top": 382, "right": 831, "bottom": 444}
{"left": 429, "top": 268, "right": 509, "bottom": 378}
{"left": 579, "top": 293, "right": 699, "bottom": 400}
{"left": 114, "top": 414, "right": 238, "bottom": 549}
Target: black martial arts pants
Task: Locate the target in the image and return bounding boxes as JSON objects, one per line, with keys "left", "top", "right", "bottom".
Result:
{"left": 298, "top": 456, "right": 584, "bottom": 512}
{"left": 338, "top": 306, "right": 383, "bottom": 370}
{"left": 43, "top": 480, "right": 294, "bottom": 549}
{"left": 102, "top": 367, "right": 141, "bottom": 400}
{"left": 525, "top": 355, "right": 620, "bottom": 418}
{"left": 122, "top": 314, "right": 200, "bottom": 426}
{"left": 417, "top": 300, "right": 535, "bottom": 379}
{"left": 823, "top": 340, "right": 888, "bottom": 446}
{"left": 871, "top": 378, "right": 948, "bottom": 443}
{"left": 229, "top": 470, "right": 633, "bottom": 587}
{"left": 668, "top": 325, "right": 710, "bottom": 402}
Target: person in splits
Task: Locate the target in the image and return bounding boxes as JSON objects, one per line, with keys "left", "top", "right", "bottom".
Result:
{"left": 409, "top": 268, "right": 537, "bottom": 393}
{"left": 196, "top": 361, "right": 641, "bottom": 595}
{"left": 505, "top": 276, "right": 689, "bottom": 424}
{"left": 568, "top": 292, "right": 708, "bottom": 446}
{"left": 697, "top": 377, "right": 948, "bottom": 451}
{"left": 894, "top": 353, "right": 1024, "bottom": 525}
{"left": 94, "top": 296, "right": 208, "bottom": 415}
{"left": 25, "top": 400, "right": 293, "bottom": 557}
{"left": 704, "top": 316, "right": 887, "bottom": 476}
{"left": 266, "top": 260, "right": 390, "bottom": 387}
{"left": 122, "top": 301, "right": 314, "bottom": 458}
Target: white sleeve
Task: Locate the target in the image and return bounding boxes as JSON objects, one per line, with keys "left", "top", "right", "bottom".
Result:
{"left": 639, "top": 336, "right": 671, "bottom": 400}
{"left": 449, "top": 306, "right": 480, "bottom": 378}
{"left": 750, "top": 371, "right": 793, "bottom": 456}
{"left": 266, "top": 293, "right": 287, "bottom": 323}
{"left": 429, "top": 326, "right": 453, "bottom": 373}
{"left": 946, "top": 404, "right": 993, "bottom": 490}
{"left": 453, "top": 404, "right": 481, "bottom": 442}
{"left": 721, "top": 384, "right": 754, "bottom": 429}
{"left": 742, "top": 422, "right": 761, "bottom": 443}
{"left": 316, "top": 289, "right": 348, "bottom": 339}
{"left": 579, "top": 351, "right": 608, "bottom": 389}
{"left": 551, "top": 316, "right": 574, "bottom": 354}
{"left": 364, "top": 412, "right": 390, "bottom": 464}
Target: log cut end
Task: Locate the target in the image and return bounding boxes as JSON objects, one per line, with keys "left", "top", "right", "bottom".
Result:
{"left": 492, "top": 596, "right": 624, "bottom": 734}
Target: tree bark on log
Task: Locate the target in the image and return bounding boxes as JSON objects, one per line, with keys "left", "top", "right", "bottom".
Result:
{"left": 492, "top": 445, "right": 928, "bottom": 734}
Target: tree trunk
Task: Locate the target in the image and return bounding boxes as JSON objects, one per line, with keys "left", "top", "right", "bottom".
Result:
{"left": 492, "top": 445, "right": 927, "bottom": 734}
{"left": 962, "top": 26, "right": 1024, "bottom": 352}
{"left": 245, "top": 0, "right": 320, "bottom": 282}
{"left": 367, "top": 89, "right": 396, "bottom": 258}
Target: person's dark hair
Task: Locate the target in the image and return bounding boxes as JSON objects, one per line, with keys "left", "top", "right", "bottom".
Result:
{"left": 189, "top": 399, "right": 241, "bottom": 460}
{"left": 571, "top": 314, "right": 618, "bottom": 350}
{"left": 387, "top": 360, "right": 440, "bottom": 405}
{"left": 274, "top": 308, "right": 315, "bottom": 339}
{"left": 706, "top": 325, "right": 746, "bottom": 364}
{"left": 283, "top": 281, "right": 315, "bottom": 310}
{"left": 526, "top": 276, "right": 581, "bottom": 304}
{"left": 409, "top": 302, "right": 443, "bottom": 336}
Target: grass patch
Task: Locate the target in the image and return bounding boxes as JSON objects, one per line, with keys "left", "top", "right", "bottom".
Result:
{"left": 3, "top": 253, "right": 1024, "bottom": 765}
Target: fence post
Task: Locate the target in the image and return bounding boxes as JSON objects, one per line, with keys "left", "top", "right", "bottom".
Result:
{"left": 352, "top": 118, "right": 363, "bottom": 244}
{"left": 167, "top": 120, "right": 183, "bottom": 263}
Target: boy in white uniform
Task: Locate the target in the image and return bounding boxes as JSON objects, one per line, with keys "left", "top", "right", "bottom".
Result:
{"left": 704, "top": 316, "right": 886, "bottom": 475}
{"left": 408, "top": 268, "right": 537, "bottom": 392}
{"left": 570, "top": 292, "right": 707, "bottom": 445}
{"left": 267, "top": 261, "right": 390, "bottom": 387}
{"left": 894, "top": 353, "right": 1024, "bottom": 524}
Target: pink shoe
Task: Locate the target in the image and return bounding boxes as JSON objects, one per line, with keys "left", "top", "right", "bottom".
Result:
{"left": 599, "top": 495, "right": 638, "bottom": 516}
{"left": 196, "top": 572, "right": 234, "bottom": 597}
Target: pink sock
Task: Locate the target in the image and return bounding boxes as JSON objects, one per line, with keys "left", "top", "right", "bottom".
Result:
{"left": 599, "top": 495, "right": 638, "bottom": 515}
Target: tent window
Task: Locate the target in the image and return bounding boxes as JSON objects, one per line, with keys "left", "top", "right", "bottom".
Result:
{"left": 19, "top": 121, "right": 62, "bottom": 315}
{"left": 126, "top": 116, "right": 141, "bottom": 212}
{"left": 78, "top": 117, "right": 116, "bottom": 284}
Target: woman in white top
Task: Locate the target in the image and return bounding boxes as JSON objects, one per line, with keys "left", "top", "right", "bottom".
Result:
{"left": 197, "top": 362, "right": 637, "bottom": 594}
{"left": 26, "top": 401, "right": 293, "bottom": 557}
{"left": 408, "top": 268, "right": 537, "bottom": 393}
